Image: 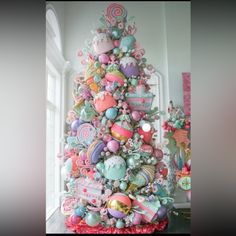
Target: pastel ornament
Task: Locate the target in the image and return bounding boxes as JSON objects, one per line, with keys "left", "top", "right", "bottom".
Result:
{"left": 94, "top": 91, "right": 117, "bottom": 113}
{"left": 111, "top": 120, "right": 134, "bottom": 142}
{"left": 65, "top": 155, "right": 80, "bottom": 178}
{"left": 132, "top": 212, "right": 142, "bottom": 225}
{"left": 105, "top": 107, "right": 118, "bottom": 120}
{"left": 111, "top": 27, "right": 123, "bottom": 39}
{"left": 107, "top": 193, "right": 132, "bottom": 218}
{"left": 74, "top": 205, "right": 86, "bottom": 217}
{"left": 107, "top": 140, "right": 120, "bottom": 153}
{"left": 119, "top": 35, "right": 136, "bottom": 53}
{"left": 116, "top": 219, "right": 125, "bottom": 228}
{"left": 93, "top": 33, "right": 114, "bottom": 55}
{"left": 153, "top": 148, "right": 164, "bottom": 161}
{"left": 105, "top": 70, "right": 126, "bottom": 86}
{"left": 113, "top": 40, "right": 120, "bottom": 47}
{"left": 71, "top": 118, "right": 82, "bottom": 132}
{"left": 120, "top": 56, "right": 139, "bottom": 78}
{"left": 98, "top": 53, "right": 110, "bottom": 64}
{"left": 96, "top": 155, "right": 126, "bottom": 180}
{"left": 125, "top": 84, "right": 155, "bottom": 112}
{"left": 119, "top": 181, "right": 128, "bottom": 191}
{"left": 77, "top": 123, "right": 97, "bottom": 146}
{"left": 87, "top": 140, "right": 106, "bottom": 164}
{"left": 70, "top": 214, "right": 81, "bottom": 225}
{"left": 157, "top": 206, "right": 167, "bottom": 219}
{"left": 127, "top": 156, "right": 141, "bottom": 169}
{"left": 85, "top": 211, "right": 101, "bottom": 227}
{"left": 131, "top": 111, "right": 141, "bottom": 121}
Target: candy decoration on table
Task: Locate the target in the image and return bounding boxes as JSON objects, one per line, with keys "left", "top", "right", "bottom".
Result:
{"left": 77, "top": 123, "right": 97, "bottom": 146}
{"left": 60, "top": 3, "right": 173, "bottom": 233}
{"left": 107, "top": 193, "right": 131, "bottom": 218}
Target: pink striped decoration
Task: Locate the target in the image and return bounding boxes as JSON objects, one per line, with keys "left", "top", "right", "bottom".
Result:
{"left": 182, "top": 72, "right": 191, "bottom": 116}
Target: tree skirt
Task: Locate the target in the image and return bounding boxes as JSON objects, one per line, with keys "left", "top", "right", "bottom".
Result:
{"left": 65, "top": 217, "right": 168, "bottom": 234}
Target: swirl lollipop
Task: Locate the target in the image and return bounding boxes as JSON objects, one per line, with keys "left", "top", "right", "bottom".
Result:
{"left": 105, "top": 3, "right": 127, "bottom": 25}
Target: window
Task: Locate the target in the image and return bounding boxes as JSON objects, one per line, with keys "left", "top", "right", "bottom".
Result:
{"left": 46, "top": 6, "right": 64, "bottom": 220}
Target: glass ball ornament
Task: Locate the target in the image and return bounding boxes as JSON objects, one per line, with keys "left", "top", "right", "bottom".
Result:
{"left": 74, "top": 205, "right": 86, "bottom": 217}
{"left": 119, "top": 181, "right": 128, "bottom": 191}
{"left": 85, "top": 211, "right": 101, "bottom": 227}
{"left": 116, "top": 219, "right": 125, "bottom": 228}
{"left": 105, "top": 107, "right": 118, "bottom": 120}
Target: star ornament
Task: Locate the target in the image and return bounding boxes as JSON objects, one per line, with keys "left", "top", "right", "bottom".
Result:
{"left": 172, "top": 129, "right": 190, "bottom": 147}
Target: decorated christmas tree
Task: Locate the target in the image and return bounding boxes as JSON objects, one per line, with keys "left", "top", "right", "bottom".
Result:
{"left": 163, "top": 101, "right": 191, "bottom": 202}
{"left": 60, "top": 3, "right": 174, "bottom": 233}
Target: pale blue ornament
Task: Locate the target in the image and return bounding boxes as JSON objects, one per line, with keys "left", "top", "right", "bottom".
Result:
{"left": 105, "top": 108, "right": 118, "bottom": 120}
{"left": 85, "top": 211, "right": 101, "bottom": 227}
{"left": 120, "top": 35, "right": 136, "bottom": 52}
{"left": 116, "top": 219, "right": 125, "bottom": 228}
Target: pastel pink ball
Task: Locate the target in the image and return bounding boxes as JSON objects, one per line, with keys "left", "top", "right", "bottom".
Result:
{"left": 131, "top": 111, "right": 141, "bottom": 121}
{"left": 107, "top": 140, "right": 120, "bottom": 153}
{"left": 103, "top": 134, "right": 112, "bottom": 143}
{"left": 113, "top": 40, "right": 120, "bottom": 48}
{"left": 98, "top": 54, "right": 110, "bottom": 64}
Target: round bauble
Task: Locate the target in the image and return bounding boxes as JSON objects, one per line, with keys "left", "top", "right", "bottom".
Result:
{"left": 74, "top": 205, "right": 86, "bottom": 217}
{"left": 116, "top": 219, "right": 125, "bottom": 228}
{"left": 107, "top": 140, "right": 120, "bottom": 153}
{"left": 113, "top": 40, "right": 120, "bottom": 48}
{"left": 71, "top": 119, "right": 82, "bottom": 132}
{"left": 111, "top": 27, "right": 122, "bottom": 39}
{"left": 105, "top": 107, "right": 118, "bottom": 120}
{"left": 153, "top": 148, "right": 164, "bottom": 161}
{"left": 98, "top": 53, "right": 110, "bottom": 64}
{"left": 113, "top": 48, "right": 120, "bottom": 55}
{"left": 119, "top": 181, "right": 127, "bottom": 191}
{"left": 131, "top": 111, "right": 141, "bottom": 121}
{"left": 70, "top": 214, "right": 81, "bottom": 225}
{"left": 85, "top": 211, "right": 101, "bottom": 227}
{"left": 107, "top": 193, "right": 131, "bottom": 218}
{"left": 127, "top": 157, "right": 140, "bottom": 169}
{"left": 132, "top": 212, "right": 142, "bottom": 225}
{"left": 157, "top": 206, "right": 167, "bottom": 219}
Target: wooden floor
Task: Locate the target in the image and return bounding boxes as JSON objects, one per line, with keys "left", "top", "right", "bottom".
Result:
{"left": 46, "top": 208, "right": 191, "bottom": 234}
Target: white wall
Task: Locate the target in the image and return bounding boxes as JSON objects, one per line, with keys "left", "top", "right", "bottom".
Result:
{"left": 165, "top": 2, "right": 191, "bottom": 107}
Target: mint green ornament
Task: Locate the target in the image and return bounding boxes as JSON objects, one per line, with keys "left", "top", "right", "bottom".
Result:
{"left": 131, "top": 78, "right": 138, "bottom": 86}
{"left": 85, "top": 212, "right": 101, "bottom": 227}
{"left": 119, "top": 181, "right": 128, "bottom": 191}
{"left": 94, "top": 61, "right": 101, "bottom": 68}
{"left": 113, "top": 48, "right": 120, "bottom": 55}
{"left": 116, "top": 219, "right": 125, "bottom": 228}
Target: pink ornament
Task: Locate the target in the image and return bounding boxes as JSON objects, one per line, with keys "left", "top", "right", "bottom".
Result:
{"left": 113, "top": 40, "right": 120, "bottom": 47}
{"left": 79, "top": 149, "right": 87, "bottom": 161}
{"left": 99, "top": 54, "right": 110, "bottom": 64}
{"left": 107, "top": 140, "right": 120, "bottom": 153}
{"left": 131, "top": 111, "right": 141, "bottom": 121}
{"left": 153, "top": 148, "right": 163, "bottom": 161}
{"left": 132, "top": 212, "right": 142, "bottom": 225}
{"left": 103, "top": 134, "right": 112, "bottom": 143}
